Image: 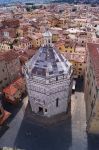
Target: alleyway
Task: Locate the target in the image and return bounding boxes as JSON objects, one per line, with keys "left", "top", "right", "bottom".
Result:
{"left": 70, "top": 92, "right": 88, "bottom": 150}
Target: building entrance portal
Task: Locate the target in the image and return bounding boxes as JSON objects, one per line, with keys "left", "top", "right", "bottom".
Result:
{"left": 38, "top": 107, "right": 43, "bottom": 115}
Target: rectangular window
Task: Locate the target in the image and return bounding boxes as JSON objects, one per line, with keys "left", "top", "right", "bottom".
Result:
{"left": 56, "top": 98, "right": 59, "bottom": 107}
{"left": 56, "top": 76, "right": 58, "bottom": 81}
{"left": 79, "top": 68, "right": 82, "bottom": 70}
{"left": 0, "top": 81, "right": 2, "bottom": 84}
{"left": 45, "top": 109, "right": 47, "bottom": 112}
{"left": 91, "top": 101, "right": 94, "bottom": 109}
{"left": 0, "top": 110, "right": 2, "bottom": 115}
{"left": 89, "top": 89, "right": 91, "bottom": 95}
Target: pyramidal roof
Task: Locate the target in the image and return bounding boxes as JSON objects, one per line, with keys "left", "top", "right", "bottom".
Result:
{"left": 26, "top": 45, "right": 72, "bottom": 78}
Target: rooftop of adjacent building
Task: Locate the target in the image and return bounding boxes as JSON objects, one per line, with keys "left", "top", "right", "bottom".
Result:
{"left": 14, "top": 37, "right": 32, "bottom": 46}
{"left": 62, "top": 51, "right": 86, "bottom": 63}
{"left": 18, "top": 48, "right": 36, "bottom": 64}
{"left": 3, "top": 77, "right": 24, "bottom": 96}
{"left": 0, "top": 50, "right": 19, "bottom": 62}
{"left": 30, "top": 33, "right": 43, "bottom": 40}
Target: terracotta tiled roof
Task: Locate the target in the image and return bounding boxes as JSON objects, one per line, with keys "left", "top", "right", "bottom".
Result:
{"left": 31, "top": 33, "right": 43, "bottom": 40}
{"left": 14, "top": 37, "right": 32, "bottom": 46}
{"left": 3, "top": 85, "right": 18, "bottom": 96}
{"left": 3, "top": 77, "right": 24, "bottom": 96}
{"left": 2, "top": 19, "right": 20, "bottom": 28}
{"left": 25, "top": 49, "right": 36, "bottom": 57}
{"left": 19, "top": 48, "right": 36, "bottom": 64}
{"left": 87, "top": 43, "right": 99, "bottom": 88}
{"left": 55, "top": 40, "right": 65, "bottom": 47}
{"left": 0, "top": 50, "right": 18, "bottom": 62}
{"left": 0, "top": 110, "right": 11, "bottom": 125}
{"left": 19, "top": 55, "right": 28, "bottom": 64}
{"left": 62, "top": 52, "right": 85, "bottom": 63}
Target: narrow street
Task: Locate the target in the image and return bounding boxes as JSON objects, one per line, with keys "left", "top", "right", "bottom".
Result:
{"left": 70, "top": 92, "right": 88, "bottom": 150}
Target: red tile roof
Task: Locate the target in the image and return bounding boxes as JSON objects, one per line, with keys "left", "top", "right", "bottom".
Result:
{"left": 18, "top": 48, "right": 36, "bottom": 63}
{"left": 2, "top": 19, "right": 20, "bottom": 28}
{"left": 87, "top": 43, "right": 99, "bottom": 88}
{"left": 0, "top": 50, "right": 18, "bottom": 62}
{"left": 0, "top": 110, "right": 11, "bottom": 125}
{"left": 61, "top": 52, "right": 85, "bottom": 63}
{"left": 13, "top": 77, "right": 24, "bottom": 90}
{"left": 3, "top": 85, "right": 18, "bottom": 96}
{"left": 3, "top": 77, "right": 24, "bottom": 96}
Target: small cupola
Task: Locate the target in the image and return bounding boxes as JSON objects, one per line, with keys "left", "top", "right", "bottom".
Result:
{"left": 43, "top": 29, "right": 52, "bottom": 46}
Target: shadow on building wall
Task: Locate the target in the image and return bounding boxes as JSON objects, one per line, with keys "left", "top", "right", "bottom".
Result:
{"left": 87, "top": 134, "right": 99, "bottom": 150}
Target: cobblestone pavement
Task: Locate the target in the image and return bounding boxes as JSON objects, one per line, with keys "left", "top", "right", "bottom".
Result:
{"left": 0, "top": 82, "right": 99, "bottom": 149}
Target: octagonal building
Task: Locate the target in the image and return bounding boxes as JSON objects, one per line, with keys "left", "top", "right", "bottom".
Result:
{"left": 24, "top": 30, "right": 73, "bottom": 117}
